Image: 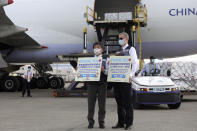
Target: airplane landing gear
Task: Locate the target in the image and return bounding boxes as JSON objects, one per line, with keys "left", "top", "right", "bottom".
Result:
{"left": 49, "top": 77, "right": 62, "bottom": 89}
{"left": 58, "top": 77, "right": 65, "bottom": 89}
{"left": 35, "top": 77, "right": 48, "bottom": 89}
{"left": 1, "top": 76, "right": 20, "bottom": 92}
{"left": 34, "top": 76, "right": 65, "bottom": 89}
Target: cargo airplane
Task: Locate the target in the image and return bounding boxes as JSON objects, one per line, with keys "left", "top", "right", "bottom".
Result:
{"left": 0, "top": 0, "right": 196, "bottom": 91}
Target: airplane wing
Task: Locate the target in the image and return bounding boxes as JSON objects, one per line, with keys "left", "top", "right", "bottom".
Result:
{"left": 0, "top": 1, "right": 41, "bottom": 49}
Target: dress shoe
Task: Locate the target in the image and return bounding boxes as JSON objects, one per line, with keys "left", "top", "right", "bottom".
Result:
{"left": 99, "top": 124, "right": 105, "bottom": 129}
{"left": 112, "top": 124, "right": 124, "bottom": 129}
{"left": 88, "top": 124, "right": 94, "bottom": 129}
{"left": 125, "top": 125, "right": 132, "bottom": 130}
{"left": 27, "top": 95, "right": 32, "bottom": 97}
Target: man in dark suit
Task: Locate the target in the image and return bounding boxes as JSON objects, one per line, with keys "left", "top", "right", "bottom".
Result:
{"left": 111, "top": 32, "right": 138, "bottom": 130}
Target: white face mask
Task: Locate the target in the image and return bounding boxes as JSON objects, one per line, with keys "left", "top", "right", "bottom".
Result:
{"left": 94, "top": 48, "right": 102, "bottom": 56}
{"left": 119, "top": 39, "right": 125, "bottom": 46}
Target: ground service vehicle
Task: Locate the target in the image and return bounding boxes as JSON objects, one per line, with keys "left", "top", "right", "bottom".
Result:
{"left": 132, "top": 76, "right": 181, "bottom": 109}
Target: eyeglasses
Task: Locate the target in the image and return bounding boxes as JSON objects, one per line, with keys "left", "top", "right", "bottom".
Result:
{"left": 119, "top": 38, "right": 124, "bottom": 40}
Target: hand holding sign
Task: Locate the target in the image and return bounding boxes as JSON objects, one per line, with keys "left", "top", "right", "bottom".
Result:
{"left": 107, "top": 56, "right": 132, "bottom": 83}
{"left": 75, "top": 57, "right": 102, "bottom": 81}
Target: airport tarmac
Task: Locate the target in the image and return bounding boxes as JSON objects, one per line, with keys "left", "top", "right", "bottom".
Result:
{"left": 0, "top": 89, "right": 197, "bottom": 131}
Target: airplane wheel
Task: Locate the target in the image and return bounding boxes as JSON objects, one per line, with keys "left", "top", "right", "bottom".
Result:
{"left": 49, "top": 77, "right": 61, "bottom": 89}
{"left": 36, "top": 77, "right": 48, "bottom": 89}
{"left": 168, "top": 102, "right": 181, "bottom": 109}
{"left": 58, "top": 77, "right": 65, "bottom": 89}
{"left": 2, "top": 76, "right": 20, "bottom": 92}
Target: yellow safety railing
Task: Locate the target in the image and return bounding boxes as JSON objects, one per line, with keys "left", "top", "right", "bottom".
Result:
{"left": 133, "top": 2, "right": 148, "bottom": 70}
{"left": 86, "top": 6, "right": 98, "bottom": 23}
{"left": 137, "top": 21, "right": 143, "bottom": 70}
{"left": 134, "top": 4, "right": 147, "bottom": 25}
{"left": 143, "top": 6, "right": 148, "bottom": 25}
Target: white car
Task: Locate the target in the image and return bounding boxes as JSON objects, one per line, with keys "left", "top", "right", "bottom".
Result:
{"left": 132, "top": 76, "right": 181, "bottom": 109}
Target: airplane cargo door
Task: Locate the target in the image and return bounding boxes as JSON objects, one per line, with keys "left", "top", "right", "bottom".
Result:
{"left": 94, "top": 0, "right": 138, "bottom": 21}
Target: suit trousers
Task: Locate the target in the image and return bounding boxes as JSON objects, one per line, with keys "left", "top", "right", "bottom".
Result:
{"left": 87, "top": 82, "right": 107, "bottom": 125}
{"left": 22, "top": 80, "right": 31, "bottom": 96}
{"left": 112, "top": 82, "right": 133, "bottom": 126}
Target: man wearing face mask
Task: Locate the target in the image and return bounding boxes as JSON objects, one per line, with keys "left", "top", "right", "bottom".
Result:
{"left": 140, "top": 56, "right": 160, "bottom": 76}
{"left": 112, "top": 32, "right": 138, "bottom": 130}
{"left": 22, "top": 66, "right": 33, "bottom": 97}
{"left": 86, "top": 42, "right": 108, "bottom": 129}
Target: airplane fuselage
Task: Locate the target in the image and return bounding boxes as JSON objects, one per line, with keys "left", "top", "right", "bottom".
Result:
{"left": 3, "top": 0, "right": 197, "bottom": 63}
